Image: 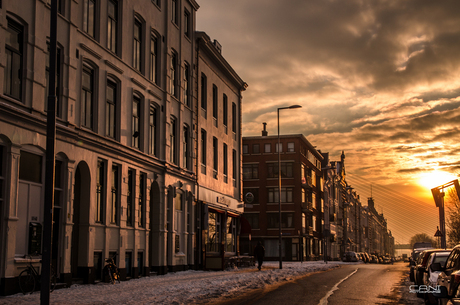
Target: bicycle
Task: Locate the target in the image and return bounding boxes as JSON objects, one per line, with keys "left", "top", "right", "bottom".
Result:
{"left": 18, "top": 255, "right": 57, "bottom": 294}
{"left": 103, "top": 253, "right": 120, "bottom": 284}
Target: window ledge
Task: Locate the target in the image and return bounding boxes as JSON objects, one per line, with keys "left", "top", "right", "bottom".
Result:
{"left": 175, "top": 252, "right": 186, "bottom": 257}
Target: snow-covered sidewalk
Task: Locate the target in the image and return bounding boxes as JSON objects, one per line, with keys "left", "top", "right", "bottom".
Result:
{"left": 0, "top": 261, "right": 343, "bottom": 304}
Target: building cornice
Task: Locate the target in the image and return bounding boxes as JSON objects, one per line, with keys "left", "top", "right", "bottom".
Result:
{"left": 196, "top": 31, "right": 248, "bottom": 92}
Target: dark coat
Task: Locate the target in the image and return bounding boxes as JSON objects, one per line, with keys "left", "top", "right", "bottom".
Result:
{"left": 254, "top": 244, "right": 265, "bottom": 260}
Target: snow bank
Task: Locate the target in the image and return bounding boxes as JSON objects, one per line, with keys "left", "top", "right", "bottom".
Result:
{"left": 0, "top": 261, "right": 343, "bottom": 304}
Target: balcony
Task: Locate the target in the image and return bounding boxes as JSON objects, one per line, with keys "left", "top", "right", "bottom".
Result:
{"left": 301, "top": 176, "right": 313, "bottom": 188}
{"left": 307, "top": 226, "right": 314, "bottom": 236}
{"left": 301, "top": 201, "right": 313, "bottom": 212}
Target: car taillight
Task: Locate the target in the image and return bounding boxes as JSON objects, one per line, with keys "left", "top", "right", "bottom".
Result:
{"left": 454, "top": 274, "right": 460, "bottom": 284}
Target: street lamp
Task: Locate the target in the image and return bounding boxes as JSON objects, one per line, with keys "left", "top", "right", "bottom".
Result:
{"left": 277, "top": 105, "right": 302, "bottom": 269}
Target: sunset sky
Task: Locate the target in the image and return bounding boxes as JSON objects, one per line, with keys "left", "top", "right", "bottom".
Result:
{"left": 197, "top": 0, "right": 460, "bottom": 245}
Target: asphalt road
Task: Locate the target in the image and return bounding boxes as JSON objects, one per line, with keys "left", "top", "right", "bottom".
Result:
{"left": 214, "top": 262, "right": 424, "bottom": 305}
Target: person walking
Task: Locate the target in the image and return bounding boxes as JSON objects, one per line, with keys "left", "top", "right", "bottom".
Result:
{"left": 254, "top": 241, "right": 265, "bottom": 271}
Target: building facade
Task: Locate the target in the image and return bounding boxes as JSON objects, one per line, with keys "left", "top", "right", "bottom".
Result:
{"left": 242, "top": 130, "right": 324, "bottom": 261}
{"left": 195, "top": 32, "right": 247, "bottom": 270}
{"left": 0, "top": 0, "right": 245, "bottom": 295}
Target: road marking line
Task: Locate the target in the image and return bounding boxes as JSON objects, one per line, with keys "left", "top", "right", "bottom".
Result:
{"left": 318, "top": 268, "right": 358, "bottom": 305}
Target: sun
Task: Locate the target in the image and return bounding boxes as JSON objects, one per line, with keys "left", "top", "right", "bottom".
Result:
{"left": 417, "top": 170, "right": 458, "bottom": 189}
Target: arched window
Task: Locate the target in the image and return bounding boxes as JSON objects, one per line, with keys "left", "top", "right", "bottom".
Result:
{"left": 133, "top": 16, "right": 143, "bottom": 72}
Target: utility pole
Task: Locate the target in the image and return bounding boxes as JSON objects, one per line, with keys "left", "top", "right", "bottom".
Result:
{"left": 431, "top": 179, "right": 460, "bottom": 249}
{"left": 41, "top": 0, "right": 58, "bottom": 303}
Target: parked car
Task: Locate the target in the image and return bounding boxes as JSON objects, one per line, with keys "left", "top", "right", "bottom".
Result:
{"left": 423, "top": 251, "right": 451, "bottom": 305}
{"left": 410, "top": 248, "right": 431, "bottom": 282}
{"left": 342, "top": 251, "right": 358, "bottom": 262}
{"left": 370, "top": 255, "right": 378, "bottom": 263}
{"left": 415, "top": 249, "right": 452, "bottom": 289}
{"left": 433, "top": 244, "right": 460, "bottom": 305}
{"left": 361, "top": 252, "right": 370, "bottom": 263}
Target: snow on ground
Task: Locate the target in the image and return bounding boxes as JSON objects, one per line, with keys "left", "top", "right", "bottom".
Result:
{"left": 0, "top": 261, "right": 345, "bottom": 304}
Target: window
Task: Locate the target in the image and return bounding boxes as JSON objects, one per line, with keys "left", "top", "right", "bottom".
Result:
{"left": 243, "top": 164, "right": 258, "bottom": 180}
{"left": 106, "top": 80, "right": 117, "bottom": 139}
{"left": 19, "top": 151, "right": 42, "bottom": 183}
{"left": 152, "top": 0, "right": 160, "bottom": 7}
{"left": 232, "top": 102, "right": 237, "bottom": 134}
{"left": 243, "top": 213, "right": 259, "bottom": 230}
{"left": 4, "top": 18, "right": 23, "bottom": 100}
{"left": 207, "top": 212, "right": 221, "bottom": 252}
{"left": 184, "top": 62, "right": 190, "bottom": 106}
{"left": 243, "top": 188, "right": 259, "bottom": 204}
{"left": 171, "top": 0, "right": 178, "bottom": 25}
{"left": 47, "top": 0, "right": 65, "bottom": 15}
{"left": 184, "top": 10, "right": 190, "bottom": 37}
{"left": 253, "top": 144, "right": 260, "bottom": 154}
{"left": 223, "top": 94, "right": 228, "bottom": 132}
{"left": 264, "top": 143, "right": 271, "bottom": 153}
{"left": 107, "top": 0, "right": 118, "bottom": 53}
{"left": 267, "top": 162, "right": 293, "bottom": 178}
{"left": 226, "top": 217, "right": 237, "bottom": 253}
{"left": 45, "top": 44, "right": 62, "bottom": 117}
{"left": 139, "top": 173, "right": 146, "bottom": 227}
{"left": 110, "top": 164, "right": 119, "bottom": 224}
{"left": 170, "top": 51, "right": 178, "bottom": 98}
{"left": 127, "top": 169, "right": 134, "bottom": 226}
{"left": 150, "top": 34, "right": 158, "bottom": 84}
{"left": 170, "top": 117, "right": 177, "bottom": 164}
{"left": 275, "top": 143, "right": 283, "bottom": 153}
{"left": 132, "top": 95, "right": 141, "bottom": 148}
{"left": 267, "top": 212, "right": 294, "bottom": 229}
{"left": 212, "top": 85, "right": 218, "bottom": 125}
{"left": 125, "top": 252, "right": 132, "bottom": 278}
{"left": 201, "top": 129, "right": 206, "bottom": 174}
{"left": 133, "top": 18, "right": 142, "bottom": 71}
{"left": 183, "top": 125, "right": 189, "bottom": 170}
{"left": 223, "top": 143, "right": 228, "bottom": 183}
{"left": 213, "top": 137, "right": 218, "bottom": 179}
{"left": 268, "top": 187, "right": 293, "bottom": 203}
{"left": 287, "top": 142, "right": 295, "bottom": 152}
{"left": 242, "top": 144, "right": 248, "bottom": 154}
{"left": 96, "top": 160, "right": 106, "bottom": 223}
{"left": 0, "top": 147, "right": 4, "bottom": 210}
{"left": 149, "top": 106, "right": 157, "bottom": 156}
{"left": 201, "top": 73, "right": 207, "bottom": 111}
{"left": 174, "top": 192, "right": 183, "bottom": 253}
{"left": 83, "top": 0, "right": 96, "bottom": 37}
{"left": 81, "top": 64, "right": 94, "bottom": 129}
{"left": 232, "top": 149, "right": 237, "bottom": 187}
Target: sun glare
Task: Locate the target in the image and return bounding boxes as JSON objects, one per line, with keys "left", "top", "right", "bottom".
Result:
{"left": 417, "top": 170, "right": 458, "bottom": 189}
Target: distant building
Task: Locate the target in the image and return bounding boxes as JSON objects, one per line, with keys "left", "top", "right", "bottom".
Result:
{"left": 241, "top": 127, "right": 324, "bottom": 261}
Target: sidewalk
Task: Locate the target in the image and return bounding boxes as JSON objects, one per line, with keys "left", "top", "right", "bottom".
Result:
{"left": 0, "top": 261, "right": 341, "bottom": 304}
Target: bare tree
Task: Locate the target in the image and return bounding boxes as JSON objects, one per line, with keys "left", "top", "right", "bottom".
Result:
{"left": 446, "top": 188, "right": 460, "bottom": 247}
{"left": 409, "top": 233, "right": 437, "bottom": 248}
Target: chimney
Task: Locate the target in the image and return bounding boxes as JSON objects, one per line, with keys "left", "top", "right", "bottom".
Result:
{"left": 262, "top": 122, "right": 268, "bottom": 136}
{"left": 213, "top": 40, "right": 222, "bottom": 54}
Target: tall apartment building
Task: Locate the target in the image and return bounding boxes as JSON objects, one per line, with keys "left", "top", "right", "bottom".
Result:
{"left": 195, "top": 32, "right": 247, "bottom": 270}
{"left": 241, "top": 130, "right": 324, "bottom": 261}
{"left": 0, "top": 0, "right": 245, "bottom": 295}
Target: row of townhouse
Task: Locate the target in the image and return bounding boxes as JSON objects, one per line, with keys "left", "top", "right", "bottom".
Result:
{"left": 241, "top": 129, "right": 394, "bottom": 261}
{"left": 0, "top": 0, "right": 247, "bottom": 295}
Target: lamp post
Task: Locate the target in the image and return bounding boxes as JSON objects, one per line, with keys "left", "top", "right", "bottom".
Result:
{"left": 277, "top": 105, "right": 302, "bottom": 269}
